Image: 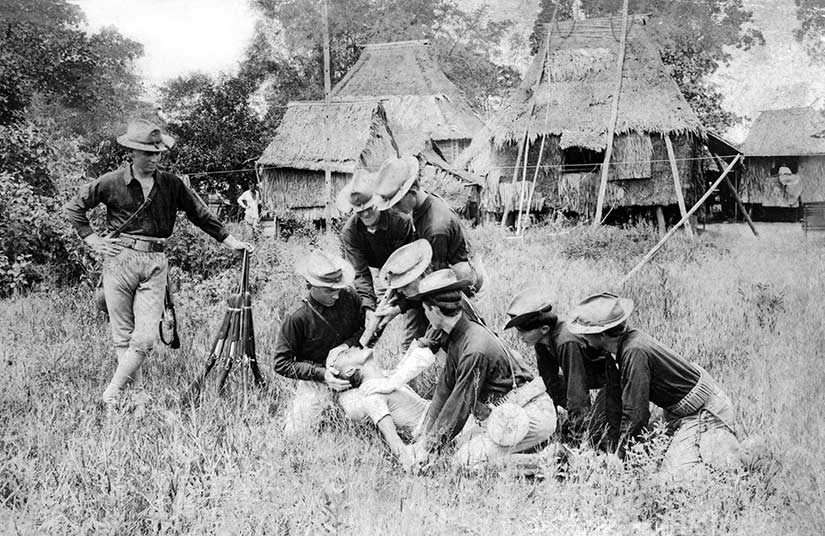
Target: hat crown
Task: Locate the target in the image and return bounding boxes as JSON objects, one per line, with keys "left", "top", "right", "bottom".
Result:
{"left": 125, "top": 119, "right": 164, "bottom": 144}
{"left": 374, "top": 156, "right": 419, "bottom": 203}
{"left": 417, "top": 268, "right": 459, "bottom": 295}
{"left": 572, "top": 293, "right": 628, "bottom": 327}
{"left": 349, "top": 169, "right": 377, "bottom": 207}
{"left": 306, "top": 251, "right": 343, "bottom": 282}
{"left": 297, "top": 250, "right": 354, "bottom": 288}
{"left": 380, "top": 239, "right": 432, "bottom": 288}
{"left": 506, "top": 288, "right": 553, "bottom": 318}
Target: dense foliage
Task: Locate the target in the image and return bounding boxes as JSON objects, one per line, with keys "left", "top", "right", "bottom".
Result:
{"left": 795, "top": 0, "right": 825, "bottom": 63}
{"left": 531, "top": 0, "right": 764, "bottom": 132}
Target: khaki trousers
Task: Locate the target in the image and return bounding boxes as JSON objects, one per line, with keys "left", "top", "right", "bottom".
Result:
{"left": 101, "top": 248, "right": 167, "bottom": 404}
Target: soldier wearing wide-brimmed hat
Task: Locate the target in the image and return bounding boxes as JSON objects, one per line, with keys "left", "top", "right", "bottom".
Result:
{"left": 568, "top": 293, "right": 741, "bottom": 475}
{"left": 503, "top": 288, "right": 608, "bottom": 444}
{"left": 272, "top": 250, "right": 369, "bottom": 437}
{"left": 401, "top": 270, "right": 556, "bottom": 471}
{"left": 64, "top": 119, "right": 252, "bottom": 410}
{"left": 337, "top": 169, "right": 415, "bottom": 314}
{"left": 370, "top": 239, "right": 485, "bottom": 352}
{"left": 373, "top": 155, "right": 481, "bottom": 293}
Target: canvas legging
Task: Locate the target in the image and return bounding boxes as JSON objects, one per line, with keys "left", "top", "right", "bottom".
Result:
{"left": 101, "top": 248, "right": 168, "bottom": 404}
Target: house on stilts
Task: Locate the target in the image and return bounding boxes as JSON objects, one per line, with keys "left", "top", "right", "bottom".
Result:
{"left": 741, "top": 106, "right": 825, "bottom": 221}
{"left": 330, "top": 40, "right": 484, "bottom": 164}
{"left": 256, "top": 100, "right": 397, "bottom": 221}
{"left": 457, "top": 16, "right": 705, "bottom": 224}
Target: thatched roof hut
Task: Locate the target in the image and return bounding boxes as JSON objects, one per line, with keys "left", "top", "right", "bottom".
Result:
{"left": 741, "top": 106, "right": 825, "bottom": 208}
{"left": 459, "top": 16, "right": 704, "bottom": 216}
{"left": 330, "top": 40, "right": 484, "bottom": 163}
{"left": 256, "top": 99, "right": 397, "bottom": 220}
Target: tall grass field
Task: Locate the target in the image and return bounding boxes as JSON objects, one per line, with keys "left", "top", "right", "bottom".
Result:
{"left": 1, "top": 222, "right": 823, "bottom": 535}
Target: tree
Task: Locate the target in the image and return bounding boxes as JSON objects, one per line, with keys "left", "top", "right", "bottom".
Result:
{"left": 250, "top": 0, "right": 519, "bottom": 112}
{"left": 531, "top": 0, "right": 764, "bottom": 131}
{"left": 0, "top": 0, "right": 144, "bottom": 134}
{"left": 158, "top": 69, "right": 275, "bottom": 200}
{"left": 795, "top": 0, "right": 825, "bottom": 63}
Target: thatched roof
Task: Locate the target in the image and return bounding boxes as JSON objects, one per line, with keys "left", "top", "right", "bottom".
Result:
{"left": 257, "top": 100, "right": 395, "bottom": 173}
{"left": 742, "top": 107, "right": 825, "bottom": 157}
{"left": 489, "top": 16, "right": 702, "bottom": 151}
{"left": 330, "top": 40, "right": 483, "bottom": 150}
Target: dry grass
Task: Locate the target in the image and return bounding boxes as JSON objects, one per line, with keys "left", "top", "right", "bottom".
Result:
{"left": 1, "top": 222, "right": 823, "bottom": 535}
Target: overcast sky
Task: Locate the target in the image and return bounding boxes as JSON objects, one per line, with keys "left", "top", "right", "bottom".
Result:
{"left": 72, "top": 0, "right": 824, "bottom": 141}
{"left": 73, "top": 0, "right": 259, "bottom": 85}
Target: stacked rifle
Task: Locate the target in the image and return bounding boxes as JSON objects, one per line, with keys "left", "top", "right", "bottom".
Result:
{"left": 184, "top": 250, "right": 265, "bottom": 403}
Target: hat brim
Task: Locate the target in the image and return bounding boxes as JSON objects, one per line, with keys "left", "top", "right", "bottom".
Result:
{"left": 335, "top": 183, "right": 378, "bottom": 214}
{"left": 567, "top": 298, "right": 634, "bottom": 335}
{"left": 296, "top": 257, "right": 355, "bottom": 289}
{"left": 374, "top": 157, "right": 418, "bottom": 211}
{"left": 117, "top": 133, "right": 175, "bottom": 153}
{"left": 379, "top": 240, "right": 433, "bottom": 290}
{"left": 407, "top": 279, "right": 471, "bottom": 301}
{"left": 503, "top": 312, "right": 540, "bottom": 330}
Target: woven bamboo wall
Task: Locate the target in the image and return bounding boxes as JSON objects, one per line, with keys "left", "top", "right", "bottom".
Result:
{"left": 260, "top": 168, "right": 351, "bottom": 219}
{"left": 743, "top": 156, "right": 825, "bottom": 206}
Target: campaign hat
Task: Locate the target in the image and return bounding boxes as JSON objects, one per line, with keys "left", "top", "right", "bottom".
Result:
{"left": 117, "top": 119, "right": 175, "bottom": 152}
{"left": 373, "top": 155, "right": 419, "bottom": 211}
{"left": 567, "top": 292, "right": 634, "bottom": 335}
{"left": 296, "top": 250, "right": 355, "bottom": 289}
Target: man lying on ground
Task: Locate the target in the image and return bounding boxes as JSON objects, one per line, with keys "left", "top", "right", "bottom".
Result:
{"left": 271, "top": 250, "right": 366, "bottom": 437}
{"left": 325, "top": 345, "right": 433, "bottom": 466}
{"left": 403, "top": 270, "right": 556, "bottom": 471}
{"left": 567, "top": 292, "right": 741, "bottom": 476}
{"left": 503, "top": 288, "right": 608, "bottom": 445}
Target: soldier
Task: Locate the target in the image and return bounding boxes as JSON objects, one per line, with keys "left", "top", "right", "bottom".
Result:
{"left": 373, "top": 156, "right": 480, "bottom": 349}
{"left": 64, "top": 119, "right": 251, "bottom": 408}
{"left": 404, "top": 270, "right": 555, "bottom": 470}
{"left": 272, "top": 250, "right": 365, "bottom": 437}
{"left": 567, "top": 293, "right": 741, "bottom": 475}
{"left": 503, "top": 288, "right": 608, "bottom": 445}
{"left": 337, "top": 169, "right": 415, "bottom": 315}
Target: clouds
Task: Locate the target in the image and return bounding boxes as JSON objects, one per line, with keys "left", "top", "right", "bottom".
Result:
{"left": 74, "top": 0, "right": 258, "bottom": 85}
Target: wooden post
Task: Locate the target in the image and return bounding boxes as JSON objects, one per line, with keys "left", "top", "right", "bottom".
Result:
{"left": 621, "top": 155, "right": 742, "bottom": 286}
{"left": 655, "top": 206, "right": 666, "bottom": 237}
{"left": 322, "top": 0, "right": 332, "bottom": 233}
{"left": 593, "top": 0, "right": 630, "bottom": 227}
{"left": 664, "top": 134, "right": 694, "bottom": 238}
{"left": 515, "top": 136, "right": 531, "bottom": 234}
{"left": 711, "top": 152, "right": 758, "bottom": 237}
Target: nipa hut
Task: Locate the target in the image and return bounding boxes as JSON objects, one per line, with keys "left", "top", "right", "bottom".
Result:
{"left": 256, "top": 100, "right": 397, "bottom": 220}
{"left": 458, "top": 16, "right": 704, "bottom": 219}
{"left": 741, "top": 107, "right": 825, "bottom": 213}
{"left": 330, "top": 40, "right": 484, "bottom": 164}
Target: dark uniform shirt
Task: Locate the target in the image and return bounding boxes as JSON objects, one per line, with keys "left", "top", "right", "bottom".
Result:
{"left": 534, "top": 321, "right": 606, "bottom": 429}
{"left": 64, "top": 165, "right": 228, "bottom": 241}
{"left": 272, "top": 288, "right": 365, "bottom": 382}
{"left": 340, "top": 210, "right": 415, "bottom": 310}
{"left": 605, "top": 329, "right": 701, "bottom": 452}
{"left": 412, "top": 193, "right": 470, "bottom": 270}
{"left": 420, "top": 315, "right": 533, "bottom": 450}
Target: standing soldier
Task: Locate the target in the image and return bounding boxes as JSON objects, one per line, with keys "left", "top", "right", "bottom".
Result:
{"left": 64, "top": 119, "right": 252, "bottom": 408}
{"left": 373, "top": 156, "right": 480, "bottom": 349}
{"left": 272, "top": 250, "right": 366, "bottom": 437}
{"left": 503, "top": 289, "right": 608, "bottom": 445}
{"left": 567, "top": 293, "right": 741, "bottom": 475}
{"left": 337, "top": 169, "right": 415, "bottom": 317}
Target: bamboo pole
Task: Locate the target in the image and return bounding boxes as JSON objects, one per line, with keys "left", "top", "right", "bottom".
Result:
{"left": 664, "top": 134, "right": 694, "bottom": 238}
{"left": 322, "top": 0, "right": 332, "bottom": 233}
{"left": 710, "top": 152, "right": 758, "bottom": 236}
{"left": 621, "top": 155, "right": 742, "bottom": 286}
{"left": 593, "top": 0, "right": 630, "bottom": 227}
{"left": 515, "top": 136, "right": 531, "bottom": 233}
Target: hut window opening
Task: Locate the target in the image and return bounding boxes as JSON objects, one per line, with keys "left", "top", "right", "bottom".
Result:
{"left": 562, "top": 147, "right": 603, "bottom": 174}
{"left": 771, "top": 158, "right": 799, "bottom": 175}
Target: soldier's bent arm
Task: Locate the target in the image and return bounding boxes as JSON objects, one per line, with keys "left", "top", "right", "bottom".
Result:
{"left": 174, "top": 176, "right": 229, "bottom": 242}
{"left": 272, "top": 316, "right": 326, "bottom": 382}
{"left": 618, "top": 349, "right": 652, "bottom": 449}
{"left": 559, "top": 341, "right": 594, "bottom": 426}
{"left": 64, "top": 178, "right": 106, "bottom": 239}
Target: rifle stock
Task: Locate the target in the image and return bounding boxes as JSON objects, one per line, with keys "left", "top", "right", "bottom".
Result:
{"left": 359, "top": 288, "right": 394, "bottom": 348}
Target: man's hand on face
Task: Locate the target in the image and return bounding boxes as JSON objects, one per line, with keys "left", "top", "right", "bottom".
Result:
{"left": 324, "top": 366, "right": 352, "bottom": 391}
{"left": 222, "top": 234, "right": 254, "bottom": 253}
{"left": 84, "top": 234, "right": 124, "bottom": 257}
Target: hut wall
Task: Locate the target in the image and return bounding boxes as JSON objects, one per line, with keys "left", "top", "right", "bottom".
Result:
{"left": 260, "top": 168, "right": 351, "bottom": 219}
{"left": 743, "top": 156, "right": 825, "bottom": 206}
{"left": 485, "top": 133, "right": 697, "bottom": 214}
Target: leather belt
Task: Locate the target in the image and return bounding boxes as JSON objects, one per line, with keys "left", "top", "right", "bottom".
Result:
{"left": 118, "top": 235, "right": 165, "bottom": 253}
